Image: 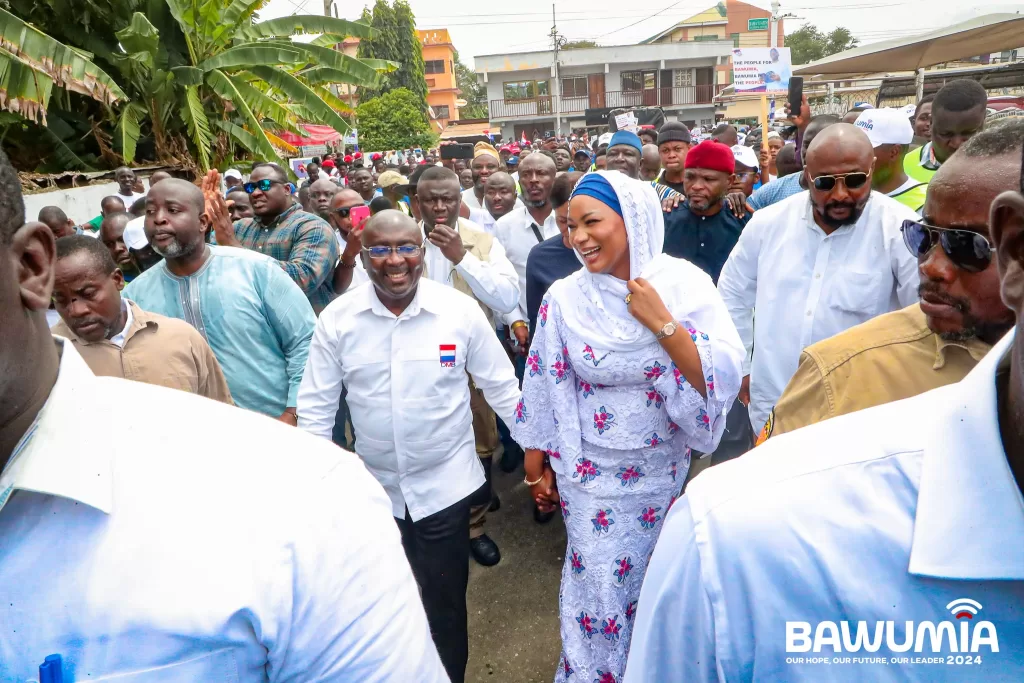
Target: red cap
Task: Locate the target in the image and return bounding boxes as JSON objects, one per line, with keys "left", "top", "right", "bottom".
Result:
{"left": 371, "top": 152, "right": 382, "bottom": 161}
{"left": 354, "top": 152, "right": 362, "bottom": 159}
{"left": 343, "top": 155, "right": 353, "bottom": 163}
{"left": 684, "top": 140, "right": 735, "bottom": 174}
{"left": 322, "top": 159, "right": 336, "bottom": 169}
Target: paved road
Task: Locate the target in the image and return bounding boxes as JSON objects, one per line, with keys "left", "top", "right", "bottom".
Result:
{"left": 466, "top": 463, "right": 566, "bottom": 683}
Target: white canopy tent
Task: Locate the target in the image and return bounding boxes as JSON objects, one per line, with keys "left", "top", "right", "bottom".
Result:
{"left": 794, "top": 14, "right": 1024, "bottom": 79}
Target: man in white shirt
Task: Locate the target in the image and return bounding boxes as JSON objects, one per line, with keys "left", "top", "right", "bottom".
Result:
{"left": 624, "top": 157, "right": 1024, "bottom": 682}
{"left": 297, "top": 210, "right": 521, "bottom": 683}
{"left": 718, "top": 123, "right": 920, "bottom": 431}
{"left": 463, "top": 142, "right": 524, "bottom": 213}
{"left": 493, "top": 152, "right": 559, "bottom": 351}
{"left": 113, "top": 165, "right": 145, "bottom": 206}
{"left": 467, "top": 171, "right": 518, "bottom": 235}
{"left": 417, "top": 165, "right": 519, "bottom": 567}
{"left": 0, "top": 155, "right": 447, "bottom": 683}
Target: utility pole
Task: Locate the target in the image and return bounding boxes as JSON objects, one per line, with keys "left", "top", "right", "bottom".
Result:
{"left": 769, "top": 0, "right": 780, "bottom": 48}
{"left": 323, "top": 0, "right": 336, "bottom": 18}
{"left": 551, "top": 4, "right": 562, "bottom": 136}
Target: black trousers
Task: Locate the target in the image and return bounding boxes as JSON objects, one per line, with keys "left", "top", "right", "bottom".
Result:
{"left": 395, "top": 495, "right": 472, "bottom": 683}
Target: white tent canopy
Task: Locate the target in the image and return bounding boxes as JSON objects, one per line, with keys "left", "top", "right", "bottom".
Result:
{"left": 794, "top": 14, "right": 1024, "bottom": 78}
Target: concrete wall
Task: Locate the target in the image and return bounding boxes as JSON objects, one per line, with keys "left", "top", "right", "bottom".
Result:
{"left": 23, "top": 180, "right": 155, "bottom": 227}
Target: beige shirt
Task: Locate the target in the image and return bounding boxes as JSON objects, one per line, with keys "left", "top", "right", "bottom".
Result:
{"left": 759, "top": 303, "right": 991, "bottom": 443}
{"left": 52, "top": 300, "right": 233, "bottom": 404}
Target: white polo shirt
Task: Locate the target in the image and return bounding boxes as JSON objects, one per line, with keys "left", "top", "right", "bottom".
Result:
{"left": 492, "top": 204, "right": 560, "bottom": 326}
{"left": 0, "top": 340, "right": 446, "bottom": 682}
{"left": 297, "top": 278, "right": 521, "bottom": 521}
{"left": 717, "top": 190, "right": 920, "bottom": 430}
{"left": 625, "top": 331, "right": 1024, "bottom": 683}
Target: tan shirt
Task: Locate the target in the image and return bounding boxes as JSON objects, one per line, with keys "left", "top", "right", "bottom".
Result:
{"left": 52, "top": 300, "right": 233, "bottom": 404}
{"left": 758, "top": 303, "right": 991, "bottom": 443}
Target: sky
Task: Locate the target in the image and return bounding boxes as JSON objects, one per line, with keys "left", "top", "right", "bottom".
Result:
{"left": 263, "top": 0, "right": 1021, "bottom": 69}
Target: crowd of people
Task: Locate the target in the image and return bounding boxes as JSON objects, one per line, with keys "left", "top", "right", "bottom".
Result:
{"left": 4, "top": 74, "right": 1024, "bottom": 682}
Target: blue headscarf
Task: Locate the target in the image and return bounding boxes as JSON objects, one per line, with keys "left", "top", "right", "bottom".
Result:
{"left": 570, "top": 172, "right": 622, "bottom": 217}
{"left": 608, "top": 130, "right": 643, "bottom": 153}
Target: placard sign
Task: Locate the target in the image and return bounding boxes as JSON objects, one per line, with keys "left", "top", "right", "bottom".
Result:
{"left": 300, "top": 144, "right": 329, "bottom": 157}
{"left": 731, "top": 47, "right": 792, "bottom": 93}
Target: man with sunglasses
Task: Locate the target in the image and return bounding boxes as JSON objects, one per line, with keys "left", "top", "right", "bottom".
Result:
{"left": 759, "top": 119, "right": 1022, "bottom": 443}
{"left": 297, "top": 210, "right": 521, "bottom": 683}
{"left": 329, "top": 188, "right": 370, "bottom": 295}
{"left": 719, "top": 123, "right": 920, "bottom": 434}
{"left": 624, "top": 120, "right": 1024, "bottom": 683}
{"left": 210, "top": 163, "right": 339, "bottom": 315}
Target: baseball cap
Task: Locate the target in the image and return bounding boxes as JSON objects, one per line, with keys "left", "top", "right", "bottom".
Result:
{"left": 854, "top": 108, "right": 914, "bottom": 147}
{"left": 122, "top": 216, "right": 148, "bottom": 251}
{"left": 224, "top": 169, "right": 242, "bottom": 181}
{"left": 507, "top": 156, "right": 520, "bottom": 166}
{"left": 377, "top": 170, "right": 409, "bottom": 188}
{"left": 597, "top": 132, "right": 613, "bottom": 148}
{"left": 731, "top": 144, "right": 759, "bottom": 170}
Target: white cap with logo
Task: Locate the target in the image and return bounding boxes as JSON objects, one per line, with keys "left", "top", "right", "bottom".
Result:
{"left": 854, "top": 108, "right": 914, "bottom": 148}
{"left": 731, "top": 144, "right": 759, "bottom": 170}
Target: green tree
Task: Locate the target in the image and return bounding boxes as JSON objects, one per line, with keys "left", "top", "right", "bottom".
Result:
{"left": 356, "top": 87, "right": 434, "bottom": 151}
{"left": 786, "top": 25, "right": 859, "bottom": 65}
{"left": 452, "top": 49, "right": 486, "bottom": 119}
{"left": 356, "top": 0, "right": 427, "bottom": 107}
{"left": 561, "top": 39, "right": 599, "bottom": 50}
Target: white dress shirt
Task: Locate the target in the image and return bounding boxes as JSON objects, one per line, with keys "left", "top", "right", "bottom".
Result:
{"left": 492, "top": 204, "right": 561, "bottom": 325}
{"left": 108, "top": 299, "right": 134, "bottom": 348}
{"left": 468, "top": 206, "right": 497, "bottom": 235}
{"left": 336, "top": 231, "right": 370, "bottom": 290}
{"left": 422, "top": 217, "right": 520, "bottom": 319}
{"left": 717, "top": 190, "right": 920, "bottom": 430}
{"left": 625, "top": 331, "right": 1024, "bottom": 683}
{"left": 0, "top": 340, "right": 447, "bottom": 682}
{"left": 461, "top": 187, "right": 524, "bottom": 213}
{"left": 297, "top": 279, "right": 521, "bottom": 521}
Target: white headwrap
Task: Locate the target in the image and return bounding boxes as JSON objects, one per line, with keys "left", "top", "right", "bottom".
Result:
{"left": 562, "top": 170, "right": 676, "bottom": 351}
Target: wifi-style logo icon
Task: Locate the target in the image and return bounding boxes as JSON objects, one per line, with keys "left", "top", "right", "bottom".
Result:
{"left": 947, "top": 598, "right": 983, "bottom": 620}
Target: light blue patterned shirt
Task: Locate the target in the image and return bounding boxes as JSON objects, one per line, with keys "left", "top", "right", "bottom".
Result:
{"left": 746, "top": 172, "right": 803, "bottom": 211}
{"left": 125, "top": 246, "right": 316, "bottom": 416}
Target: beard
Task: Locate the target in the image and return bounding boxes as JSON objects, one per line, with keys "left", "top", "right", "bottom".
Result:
{"left": 818, "top": 201, "right": 866, "bottom": 230}
{"left": 525, "top": 197, "right": 547, "bottom": 209}
{"left": 152, "top": 236, "right": 200, "bottom": 259}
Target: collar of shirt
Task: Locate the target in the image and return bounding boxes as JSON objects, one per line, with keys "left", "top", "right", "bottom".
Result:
{"left": 909, "top": 329, "right": 1024, "bottom": 580}
{"left": 254, "top": 203, "right": 303, "bottom": 230}
{"left": 920, "top": 142, "right": 941, "bottom": 171}
{"left": 933, "top": 331, "right": 992, "bottom": 369}
{"left": 0, "top": 340, "right": 113, "bottom": 515}
{"left": 507, "top": 204, "right": 559, "bottom": 240}
{"left": 352, "top": 278, "right": 445, "bottom": 321}
{"left": 108, "top": 299, "right": 136, "bottom": 348}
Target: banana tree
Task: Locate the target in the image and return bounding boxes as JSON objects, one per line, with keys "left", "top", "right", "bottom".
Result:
{"left": 0, "top": 8, "right": 126, "bottom": 126}
{"left": 123, "top": 0, "right": 393, "bottom": 171}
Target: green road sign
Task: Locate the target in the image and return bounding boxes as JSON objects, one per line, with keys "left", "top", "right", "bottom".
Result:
{"left": 748, "top": 17, "right": 769, "bottom": 31}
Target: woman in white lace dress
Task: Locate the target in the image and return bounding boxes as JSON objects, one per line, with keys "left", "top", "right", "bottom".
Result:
{"left": 511, "top": 171, "right": 743, "bottom": 683}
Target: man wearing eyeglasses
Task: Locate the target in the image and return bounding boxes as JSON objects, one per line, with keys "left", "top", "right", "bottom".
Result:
{"left": 718, "top": 123, "right": 921, "bottom": 434}
{"left": 625, "top": 120, "right": 1024, "bottom": 683}
{"left": 757, "top": 119, "right": 1023, "bottom": 443}
{"left": 209, "top": 163, "right": 339, "bottom": 315}
{"left": 297, "top": 210, "right": 521, "bottom": 683}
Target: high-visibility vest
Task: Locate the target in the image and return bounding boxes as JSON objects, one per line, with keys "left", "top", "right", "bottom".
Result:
{"left": 889, "top": 182, "right": 929, "bottom": 213}
{"left": 904, "top": 145, "right": 937, "bottom": 185}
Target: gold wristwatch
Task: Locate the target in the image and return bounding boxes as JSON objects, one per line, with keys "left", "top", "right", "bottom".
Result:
{"left": 655, "top": 321, "right": 679, "bottom": 340}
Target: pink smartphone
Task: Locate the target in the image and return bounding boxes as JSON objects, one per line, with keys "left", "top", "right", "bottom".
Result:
{"left": 349, "top": 204, "right": 370, "bottom": 232}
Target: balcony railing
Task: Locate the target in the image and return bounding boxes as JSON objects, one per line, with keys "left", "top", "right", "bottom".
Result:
{"left": 489, "top": 85, "right": 724, "bottom": 119}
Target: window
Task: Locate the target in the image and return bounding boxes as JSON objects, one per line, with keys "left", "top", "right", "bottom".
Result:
{"left": 502, "top": 80, "right": 550, "bottom": 100}
{"left": 433, "top": 105, "right": 450, "bottom": 119}
{"left": 673, "top": 69, "right": 693, "bottom": 87}
{"left": 561, "top": 76, "right": 589, "bottom": 98}
{"left": 731, "top": 32, "right": 740, "bottom": 47}
{"left": 424, "top": 60, "right": 445, "bottom": 74}
{"left": 621, "top": 71, "right": 644, "bottom": 91}
{"left": 426, "top": 78, "right": 436, "bottom": 87}
{"left": 693, "top": 34, "right": 720, "bottom": 41}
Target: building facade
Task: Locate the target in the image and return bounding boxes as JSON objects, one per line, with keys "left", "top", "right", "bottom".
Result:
{"left": 474, "top": 41, "right": 733, "bottom": 141}
{"left": 334, "top": 29, "right": 462, "bottom": 133}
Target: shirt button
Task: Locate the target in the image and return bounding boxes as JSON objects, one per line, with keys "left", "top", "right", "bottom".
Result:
{"left": 815, "top": 273, "right": 822, "bottom": 279}
{"left": 806, "top": 310, "right": 812, "bottom": 316}
{"left": 700, "top": 243, "right": 704, "bottom": 247}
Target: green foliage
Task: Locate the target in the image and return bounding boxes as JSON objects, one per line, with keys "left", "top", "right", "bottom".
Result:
{"left": 452, "top": 49, "right": 486, "bottom": 119}
{"left": 356, "top": 0, "right": 427, "bottom": 108}
{"left": 561, "top": 40, "right": 599, "bottom": 50}
{"left": 786, "top": 25, "right": 859, "bottom": 65}
{"left": 355, "top": 87, "right": 434, "bottom": 151}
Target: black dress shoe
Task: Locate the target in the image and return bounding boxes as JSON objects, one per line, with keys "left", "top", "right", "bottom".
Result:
{"left": 533, "top": 505, "right": 556, "bottom": 524}
{"left": 470, "top": 534, "right": 501, "bottom": 566}
{"left": 488, "top": 494, "right": 501, "bottom": 512}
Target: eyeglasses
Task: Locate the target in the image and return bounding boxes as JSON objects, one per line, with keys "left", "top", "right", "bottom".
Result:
{"left": 900, "top": 219, "right": 995, "bottom": 273}
{"left": 361, "top": 243, "right": 424, "bottom": 258}
{"left": 811, "top": 171, "right": 871, "bottom": 191}
{"left": 333, "top": 206, "right": 360, "bottom": 218}
{"left": 243, "top": 179, "right": 287, "bottom": 193}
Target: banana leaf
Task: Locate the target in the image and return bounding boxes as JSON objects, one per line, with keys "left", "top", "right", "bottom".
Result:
{"left": 180, "top": 83, "right": 212, "bottom": 170}
{"left": 206, "top": 69, "right": 281, "bottom": 164}
{"left": 249, "top": 65, "right": 348, "bottom": 133}
{"left": 198, "top": 44, "right": 304, "bottom": 72}
{"left": 241, "top": 16, "right": 375, "bottom": 41}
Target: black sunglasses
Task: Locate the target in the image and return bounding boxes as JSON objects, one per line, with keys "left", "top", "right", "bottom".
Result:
{"left": 811, "top": 172, "right": 870, "bottom": 191}
{"left": 900, "top": 219, "right": 995, "bottom": 273}
{"left": 243, "top": 179, "right": 288, "bottom": 194}
{"left": 334, "top": 206, "right": 357, "bottom": 218}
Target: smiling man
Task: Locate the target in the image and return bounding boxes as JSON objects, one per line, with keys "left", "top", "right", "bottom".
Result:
{"left": 718, "top": 123, "right": 921, "bottom": 433}
{"left": 298, "top": 210, "right": 520, "bottom": 683}
{"left": 761, "top": 120, "right": 1022, "bottom": 442}
{"left": 52, "top": 234, "right": 232, "bottom": 402}
{"left": 468, "top": 171, "right": 518, "bottom": 235}
{"left": 211, "top": 163, "right": 339, "bottom": 313}
{"left": 126, "top": 179, "right": 315, "bottom": 422}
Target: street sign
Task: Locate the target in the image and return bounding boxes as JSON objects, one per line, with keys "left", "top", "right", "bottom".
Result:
{"left": 300, "top": 144, "right": 328, "bottom": 156}
{"left": 747, "top": 17, "right": 769, "bottom": 31}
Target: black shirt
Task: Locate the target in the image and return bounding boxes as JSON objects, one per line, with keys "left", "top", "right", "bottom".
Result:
{"left": 525, "top": 234, "right": 583, "bottom": 333}
{"left": 662, "top": 201, "right": 750, "bottom": 283}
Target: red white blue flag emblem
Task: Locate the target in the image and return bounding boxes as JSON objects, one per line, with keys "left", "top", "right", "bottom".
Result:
{"left": 440, "top": 344, "right": 456, "bottom": 367}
